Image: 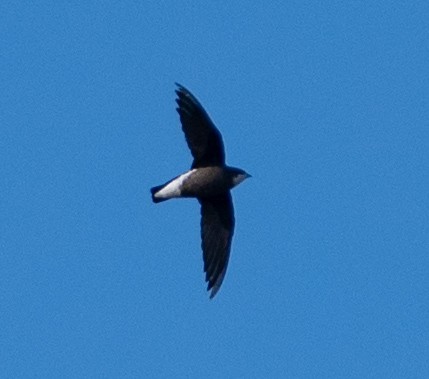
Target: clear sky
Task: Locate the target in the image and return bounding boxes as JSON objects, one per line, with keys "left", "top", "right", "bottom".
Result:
{"left": 1, "top": 1, "right": 428, "bottom": 378}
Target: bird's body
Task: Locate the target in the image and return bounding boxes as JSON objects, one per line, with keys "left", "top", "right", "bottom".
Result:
{"left": 151, "top": 83, "right": 250, "bottom": 298}
{"left": 151, "top": 166, "right": 248, "bottom": 202}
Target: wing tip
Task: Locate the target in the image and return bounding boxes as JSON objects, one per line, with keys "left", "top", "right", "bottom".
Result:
{"left": 206, "top": 267, "right": 227, "bottom": 299}
{"left": 208, "top": 282, "right": 222, "bottom": 300}
{"left": 175, "top": 82, "right": 188, "bottom": 95}
{"left": 174, "top": 83, "right": 198, "bottom": 103}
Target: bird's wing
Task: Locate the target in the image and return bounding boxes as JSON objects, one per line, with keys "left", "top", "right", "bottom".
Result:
{"left": 175, "top": 83, "right": 225, "bottom": 168}
{"left": 199, "top": 193, "right": 235, "bottom": 298}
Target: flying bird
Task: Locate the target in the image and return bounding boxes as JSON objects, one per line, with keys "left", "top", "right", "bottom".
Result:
{"left": 151, "top": 83, "right": 251, "bottom": 298}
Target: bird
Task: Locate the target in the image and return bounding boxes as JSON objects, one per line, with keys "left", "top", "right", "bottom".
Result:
{"left": 150, "top": 83, "right": 251, "bottom": 298}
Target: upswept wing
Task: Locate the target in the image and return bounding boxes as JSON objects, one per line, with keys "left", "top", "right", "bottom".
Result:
{"left": 175, "top": 83, "right": 225, "bottom": 168}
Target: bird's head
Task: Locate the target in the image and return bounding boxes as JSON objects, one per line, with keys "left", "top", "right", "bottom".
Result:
{"left": 230, "top": 167, "right": 252, "bottom": 187}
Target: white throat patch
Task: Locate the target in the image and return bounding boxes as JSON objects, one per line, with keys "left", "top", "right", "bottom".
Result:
{"left": 232, "top": 173, "right": 247, "bottom": 187}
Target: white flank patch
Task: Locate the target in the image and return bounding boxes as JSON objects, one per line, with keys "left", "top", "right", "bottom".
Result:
{"left": 154, "top": 169, "right": 196, "bottom": 200}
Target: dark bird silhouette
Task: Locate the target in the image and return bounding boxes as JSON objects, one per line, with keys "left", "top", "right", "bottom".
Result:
{"left": 151, "top": 83, "right": 251, "bottom": 298}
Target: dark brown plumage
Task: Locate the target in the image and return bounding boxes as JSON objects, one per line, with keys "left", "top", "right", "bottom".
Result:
{"left": 151, "top": 83, "right": 250, "bottom": 298}
{"left": 175, "top": 83, "right": 225, "bottom": 168}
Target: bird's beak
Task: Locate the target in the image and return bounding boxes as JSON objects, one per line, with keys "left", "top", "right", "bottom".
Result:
{"left": 246, "top": 173, "right": 252, "bottom": 179}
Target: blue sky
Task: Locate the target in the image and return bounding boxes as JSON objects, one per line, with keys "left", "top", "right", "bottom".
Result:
{"left": 1, "top": 1, "right": 428, "bottom": 378}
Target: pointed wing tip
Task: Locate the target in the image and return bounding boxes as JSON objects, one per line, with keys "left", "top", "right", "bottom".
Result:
{"left": 206, "top": 268, "right": 227, "bottom": 299}
{"left": 174, "top": 83, "right": 189, "bottom": 101}
{"left": 206, "top": 273, "right": 220, "bottom": 299}
{"left": 208, "top": 283, "right": 221, "bottom": 299}
{"left": 175, "top": 82, "right": 187, "bottom": 93}
{"left": 175, "top": 83, "right": 196, "bottom": 100}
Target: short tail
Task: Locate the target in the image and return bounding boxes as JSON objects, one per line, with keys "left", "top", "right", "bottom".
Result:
{"left": 150, "top": 185, "right": 168, "bottom": 203}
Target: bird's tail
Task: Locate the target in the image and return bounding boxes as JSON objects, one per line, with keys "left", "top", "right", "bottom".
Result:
{"left": 150, "top": 185, "right": 168, "bottom": 203}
